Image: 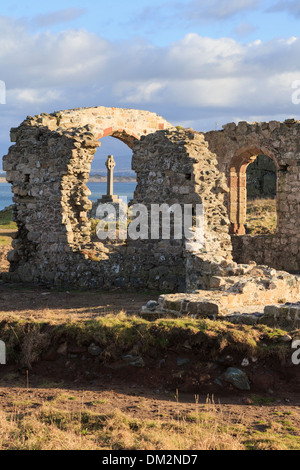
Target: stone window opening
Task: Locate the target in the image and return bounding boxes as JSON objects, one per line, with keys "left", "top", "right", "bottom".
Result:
{"left": 245, "top": 154, "right": 277, "bottom": 235}
{"left": 229, "top": 148, "right": 278, "bottom": 236}
{"left": 81, "top": 133, "right": 137, "bottom": 258}
{"left": 3, "top": 106, "right": 176, "bottom": 287}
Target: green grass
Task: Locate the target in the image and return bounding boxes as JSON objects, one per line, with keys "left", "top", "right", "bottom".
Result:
{"left": 0, "top": 207, "right": 17, "bottom": 246}
{"left": 250, "top": 395, "right": 275, "bottom": 406}
{"left": 0, "top": 207, "right": 16, "bottom": 230}
{"left": 0, "top": 313, "right": 294, "bottom": 369}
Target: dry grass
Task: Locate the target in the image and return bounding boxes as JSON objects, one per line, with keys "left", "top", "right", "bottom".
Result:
{"left": 0, "top": 308, "right": 298, "bottom": 450}
{"left": 0, "top": 394, "right": 299, "bottom": 450}
{"left": 246, "top": 198, "right": 277, "bottom": 235}
{"left": 0, "top": 400, "right": 248, "bottom": 450}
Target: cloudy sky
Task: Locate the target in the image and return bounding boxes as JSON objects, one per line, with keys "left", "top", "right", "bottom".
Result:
{"left": 1, "top": 0, "right": 300, "bottom": 169}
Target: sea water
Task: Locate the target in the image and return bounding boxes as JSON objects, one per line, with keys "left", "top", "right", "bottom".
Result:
{"left": 0, "top": 182, "right": 137, "bottom": 211}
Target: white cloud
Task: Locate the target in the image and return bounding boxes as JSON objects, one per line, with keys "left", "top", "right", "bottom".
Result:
{"left": 233, "top": 22, "right": 258, "bottom": 37}
{"left": 33, "top": 8, "right": 87, "bottom": 27}
{"left": 128, "top": 0, "right": 261, "bottom": 30}
{"left": 0, "top": 14, "right": 300, "bottom": 159}
{"left": 267, "top": 1, "right": 300, "bottom": 18}
{"left": 185, "top": 0, "right": 259, "bottom": 20}
{"left": 9, "top": 89, "right": 62, "bottom": 105}
{"left": 116, "top": 81, "right": 166, "bottom": 104}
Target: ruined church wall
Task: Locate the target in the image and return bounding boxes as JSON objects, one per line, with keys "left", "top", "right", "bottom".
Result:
{"left": 2, "top": 107, "right": 174, "bottom": 289}
{"left": 3, "top": 114, "right": 233, "bottom": 291}
{"left": 131, "top": 128, "right": 233, "bottom": 292}
{"left": 205, "top": 119, "right": 300, "bottom": 273}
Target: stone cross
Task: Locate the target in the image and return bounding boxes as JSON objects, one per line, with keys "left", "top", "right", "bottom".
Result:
{"left": 100, "top": 155, "right": 119, "bottom": 203}
{"left": 105, "top": 155, "right": 116, "bottom": 198}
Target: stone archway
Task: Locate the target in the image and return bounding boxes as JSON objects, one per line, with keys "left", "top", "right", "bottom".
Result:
{"left": 5, "top": 106, "right": 173, "bottom": 252}
{"left": 204, "top": 119, "right": 300, "bottom": 272}
{"left": 228, "top": 146, "right": 279, "bottom": 235}
{"left": 5, "top": 114, "right": 300, "bottom": 285}
{"left": 16, "top": 106, "right": 170, "bottom": 143}
{"left": 3, "top": 120, "right": 233, "bottom": 290}
{"left": 60, "top": 127, "right": 142, "bottom": 249}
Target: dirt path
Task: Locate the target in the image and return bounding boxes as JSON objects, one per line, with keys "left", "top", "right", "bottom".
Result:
{"left": 0, "top": 284, "right": 151, "bottom": 320}
{"left": 0, "top": 378, "right": 299, "bottom": 426}
{"left": 0, "top": 363, "right": 300, "bottom": 451}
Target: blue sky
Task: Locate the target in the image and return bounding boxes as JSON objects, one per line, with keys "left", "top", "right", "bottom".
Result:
{"left": 1, "top": 0, "right": 300, "bottom": 169}
{"left": 3, "top": 0, "right": 300, "bottom": 45}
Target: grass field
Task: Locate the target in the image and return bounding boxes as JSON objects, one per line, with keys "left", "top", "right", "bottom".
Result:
{"left": 0, "top": 393, "right": 299, "bottom": 450}
{"left": 0, "top": 300, "right": 299, "bottom": 451}
{"left": 0, "top": 206, "right": 17, "bottom": 246}
{"left": 246, "top": 198, "right": 277, "bottom": 235}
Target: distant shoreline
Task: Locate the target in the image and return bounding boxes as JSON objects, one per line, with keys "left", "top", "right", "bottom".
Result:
{"left": 0, "top": 176, "right": 136, "bottom": 184}
{"left": 88, "top": 176, "right": 136, "bottom": 183}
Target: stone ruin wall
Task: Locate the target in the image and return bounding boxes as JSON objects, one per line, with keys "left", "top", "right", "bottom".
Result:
{"left": 205, "top": 119, "right": 300, "bottom": 273}
{"left": 3, "top": 106, "right": 300, "bottom": 294}
{"left": 2, "top": 107, "right": 232, "bottom": 291}
{"left": 132, "top": 128, "right": 233, "bottom": 292}
{"left": 3, "top": 107, "right": 172, "bottom": 288}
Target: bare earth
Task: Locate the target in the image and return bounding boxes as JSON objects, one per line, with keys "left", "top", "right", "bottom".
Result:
{"left": 0, "top": 245, "right": 10, "bottom": 271}
{"left": 0, "top": 281, "right": 299, "bottom": 447}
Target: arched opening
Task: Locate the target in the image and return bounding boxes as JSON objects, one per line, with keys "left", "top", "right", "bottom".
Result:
{"left": 229, "top": 147, "right": 278, "bottom": 235}
{"left": 62, "top": 126, "right": 141, "bottom": 258}
{"left": 245, "top": 154, "right": 277, "bottom": 234}
{"left": 88, "top": 135, "right": 136, "bottom": 206}
{"left": 86, "top": 134, "right": 137, "bottom": 252}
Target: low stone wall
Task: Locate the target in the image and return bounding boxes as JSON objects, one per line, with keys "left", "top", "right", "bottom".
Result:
{"left": 263, "top": 303, "right": 300, "bottom": 328}
{"left": 141, "top": 263, "right": 300, "bottom": 321}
